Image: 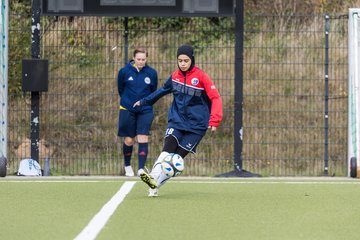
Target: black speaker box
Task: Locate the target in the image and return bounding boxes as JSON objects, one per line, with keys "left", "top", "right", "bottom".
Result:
{"left": 22, "top": 59, "right": 48, "bottom": 92}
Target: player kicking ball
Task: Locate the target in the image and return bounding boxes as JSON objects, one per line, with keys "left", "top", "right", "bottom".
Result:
{"left": 134, "top": 44, "right": 223, "bottom": 197}
{"left": 139, "top": 152, "right": 184, "bottom": 196}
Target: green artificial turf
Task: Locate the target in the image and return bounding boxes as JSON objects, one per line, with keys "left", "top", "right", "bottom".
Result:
{"left": 0, "top": 179, "right": 124, "bottom": 240}
{"left": 1, "top": 178, "right": 360, "bottom": 240}
{"left": 99, "top": 180, "right": 360, "bottom": 240}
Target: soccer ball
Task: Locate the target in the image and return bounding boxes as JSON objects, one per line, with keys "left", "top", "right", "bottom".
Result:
{"left": 161, "top": 153, "right": 184, "bottom": 177}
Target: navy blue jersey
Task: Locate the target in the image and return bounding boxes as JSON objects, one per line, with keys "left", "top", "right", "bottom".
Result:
{"left": 117, "top": 61, "right": 158, "bottom": 113}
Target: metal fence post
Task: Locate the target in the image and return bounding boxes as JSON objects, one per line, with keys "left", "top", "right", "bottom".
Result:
{"left": 234, "top": 0, "right": 244, "bottom": 172}
{"left": 30, "top": 0, "right": 41, "bottom": 162}
{"left": 0, "top": 0, "right": 9, "bottom": 177}
{"left": 324, "top": 14, "right": 329, "bottom": 176}
{"left": 216, "top": 0, "right": 260, "bottom": 177}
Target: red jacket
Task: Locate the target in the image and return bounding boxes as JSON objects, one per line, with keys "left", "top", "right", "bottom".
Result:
{"left": 141, "top": 66, "right": 223, "bottom": 135}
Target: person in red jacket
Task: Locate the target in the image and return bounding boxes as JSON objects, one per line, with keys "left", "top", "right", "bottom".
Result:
{"left": 134, "top": 44, "right": 223, "bottom": 197}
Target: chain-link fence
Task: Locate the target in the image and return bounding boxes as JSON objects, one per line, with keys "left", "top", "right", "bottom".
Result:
{"left": 7, "top": 13, "right": 348, "bottom": 176}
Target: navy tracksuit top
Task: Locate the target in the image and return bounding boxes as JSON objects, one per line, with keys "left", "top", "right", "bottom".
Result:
{"left": 139, "top": 66, "right": 223, "bottom": 136}
{"left": 117, "top": 61, "right": 158, "bottom": 113}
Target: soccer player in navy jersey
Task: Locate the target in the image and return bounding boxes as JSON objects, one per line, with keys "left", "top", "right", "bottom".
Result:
{"left": 134, "top": 45, "right": 223, "bottom": 196}
{"left": 117, "top": 48, "right": 158, "bottom": 177}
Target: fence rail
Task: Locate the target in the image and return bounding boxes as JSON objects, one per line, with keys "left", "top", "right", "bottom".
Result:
{"left": 7, "top": 14, "right": 348, "bottom": 176}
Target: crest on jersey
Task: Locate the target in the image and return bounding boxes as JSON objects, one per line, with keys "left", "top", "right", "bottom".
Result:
{"left": 144, "top": 77, "right": 151, "bottom": 84}
{"left": 128, "top": 76, "right": 134, "bottom": 81}
{"left": 191, "top": 78, "right": 199, "bottom": 85}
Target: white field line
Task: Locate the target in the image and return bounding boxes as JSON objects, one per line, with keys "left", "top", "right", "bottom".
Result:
{"left": 1, "top": 178, "right": 360, "bottom": 185}
{"left": 2, "top": 181, "right": 360, "bottom": 184}
{"left": 74, "top": 181, "right": 136, "bottom": 240}
{"left": 0, "top": 180, "right": 105, "bottom": 183}
{"left": 170, "top": 181, "right": 360, "bottom": 185}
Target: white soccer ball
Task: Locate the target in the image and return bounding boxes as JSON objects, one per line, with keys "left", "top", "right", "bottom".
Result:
{"left": 161, "top": 153, "right": 184, "bottom": 177}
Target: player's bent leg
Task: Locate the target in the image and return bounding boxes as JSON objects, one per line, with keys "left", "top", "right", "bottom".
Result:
{"left": 150, "top": 151, "right": 169, "bottom": 180}
{"left": 156, "top": 159, "right": 185, "bottom": 188}
{"left": 156, "top": 171, "right": 172, "bottom": 188}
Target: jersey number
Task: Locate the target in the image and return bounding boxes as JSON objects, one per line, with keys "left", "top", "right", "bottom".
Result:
{"left": 166, "top": 128, "right": 174, "bottom": 135}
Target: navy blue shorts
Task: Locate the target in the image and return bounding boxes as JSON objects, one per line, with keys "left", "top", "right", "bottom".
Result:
{"left": 164, "top": 127, "right": 204, "bottom": 153}
{"left": 118, "top": 109, "right": 154, "bottom": 137}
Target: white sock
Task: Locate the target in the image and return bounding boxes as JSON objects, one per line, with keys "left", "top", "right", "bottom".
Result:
{"left": 150, "top": 151, "right": 169, "bottom": 180}
{"left": 156, "top": 171, "right": 171, "bottom": 188}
